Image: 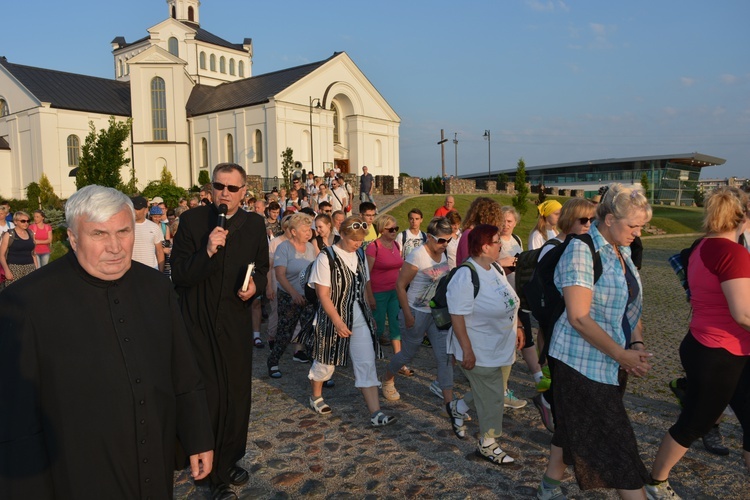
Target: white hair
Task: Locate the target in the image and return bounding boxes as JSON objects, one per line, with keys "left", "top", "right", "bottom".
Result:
{"left": 65, "top": 185, "right": 134, "bottom": 235}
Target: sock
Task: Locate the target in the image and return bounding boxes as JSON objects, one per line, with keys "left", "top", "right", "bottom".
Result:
{"left": 541, "top": 474, "right": 561, "bottom": 489}
{"left": 253, "top": 331, "right": 260, "bottom": 339}
{"left": 533, "top": 371, "right": 544, "bottom": 383}
{"left": 456, "top": 398, "right": 470, "bottom": 415}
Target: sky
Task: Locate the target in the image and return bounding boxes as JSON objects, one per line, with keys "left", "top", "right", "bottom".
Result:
{"left": 2, "top": 0, "right": 748, "bottom": 180}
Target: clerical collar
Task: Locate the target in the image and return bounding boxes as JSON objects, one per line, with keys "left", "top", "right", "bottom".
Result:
{"left": 67, "top": 251, "right": 128, "bottom": 288}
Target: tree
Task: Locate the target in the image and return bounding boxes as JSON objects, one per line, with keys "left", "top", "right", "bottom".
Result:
{"left": 38, "top": 173, "right": 62, "bottom": 208}
{"left": 511, "top": 158, "right": 530, "bottom": 215}
{"left": 693, "top": 185, "right": 705, "bottom": 207}
{"left": 141, "top": 167, "right": 188, "bottom": 208}
{"left": 640, "top": 172, "right": 651, "bottom": 201}
{"left": 280, "top": 148, "right": 294, "bottom": 190}
{"left": 76, "top": 116, "right": 133, "bottom": 190}
{"left": 26, "top": 182, "right": 41, "bottom": 209}
{"left": 198, "top": 170, "right": 211, "bottom": 186}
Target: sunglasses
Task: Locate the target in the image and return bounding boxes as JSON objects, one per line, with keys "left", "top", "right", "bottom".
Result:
{"left": 429, "top": 233, "right": 452, "bottom": 245}
{"left": 384, "top": 226, "right": 399, "bottom": 233}
{"left": 323, "top": 209, "right": 332, "bottom": 214}
{"left": 345, "top": 222, "right": 369, "bottom": 231}
{"left": 17, "top": 219, "right": 30, "bottom": 223}
{"left": 212, "top": 182, "right": 243, "bottom": 193}
{"left": 577, "top": 217, "right": 596, "bottom": 225}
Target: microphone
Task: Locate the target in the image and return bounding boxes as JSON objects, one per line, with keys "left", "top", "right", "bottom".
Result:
{"left": 217, "top": 204, "right": 228, "bottom": 250}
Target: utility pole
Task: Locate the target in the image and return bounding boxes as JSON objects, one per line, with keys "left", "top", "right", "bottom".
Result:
{"left": 453, "top": 133, "right": 458, "bottom": 177}
{"left": 437, "top": 129, "right": 448, "bottom": 178}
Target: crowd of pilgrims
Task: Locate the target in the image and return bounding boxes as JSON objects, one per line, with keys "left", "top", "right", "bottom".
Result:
{"left": 2, "top": 177, "right": 749, "bottom": 500}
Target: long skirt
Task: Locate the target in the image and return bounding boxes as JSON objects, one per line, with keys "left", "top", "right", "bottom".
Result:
{"left": 550, "top": 358, "right": 649, "bottom": 490}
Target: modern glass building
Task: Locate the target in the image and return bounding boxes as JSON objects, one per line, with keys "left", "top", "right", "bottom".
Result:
{"left": 462, "top": 153, "right": 726, "bottom": 205}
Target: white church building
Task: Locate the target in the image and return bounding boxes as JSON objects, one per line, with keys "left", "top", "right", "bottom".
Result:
{"left": 0, "top": 0, "right": 400, "bottom": 199}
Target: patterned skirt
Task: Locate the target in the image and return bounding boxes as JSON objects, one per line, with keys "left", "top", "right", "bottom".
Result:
{"left": 550, "top": 358, "right": 650, "bottom": 491}
{"left": 7, "top": 263, "right": 37, "bottom": 286}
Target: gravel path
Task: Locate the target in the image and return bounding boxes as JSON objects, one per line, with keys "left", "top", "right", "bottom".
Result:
{"left": 174, "top": 236, "right": 747, "bottom": 499}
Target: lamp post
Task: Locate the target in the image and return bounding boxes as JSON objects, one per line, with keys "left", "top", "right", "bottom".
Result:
{"left": 453, "top": 132, "right": 458, "bottom": 177}
{"left": 309, "top": 96, "right": 321, "bottom": 174}
{"left": 483, "top": 130, "right": 491, "bottom": 183}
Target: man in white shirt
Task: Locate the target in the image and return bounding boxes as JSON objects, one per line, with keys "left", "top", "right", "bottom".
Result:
{"left": 130, "top": 196, "right": 165, "bottom": 271}
{"left": 0, "top": 201, "right": 14, "bottom": 236}
{"left": 330, "top": 177, "right": 348, "bottom": 213}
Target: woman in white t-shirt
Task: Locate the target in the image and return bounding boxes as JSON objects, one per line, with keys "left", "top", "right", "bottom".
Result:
{"left": 528, "top": 200, "right": 562, "bottom": 250}
{"left": 304, "top": 216, "right": 396, "bottom": 427}
{"left": 447, "top": 224, "right": 523, "bottom": 465}
{"left": 382, "top": 217, "right": 467, "bottom": 431}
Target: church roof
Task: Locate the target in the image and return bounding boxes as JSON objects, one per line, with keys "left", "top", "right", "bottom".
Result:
{"left": 186, "top": 54, "right": 337, "bottom": 116}
{"left": 0, "top": 58, "right": 131, "bottom": 116}
{"left": 113, "top": 22, "right": 246, "bottom": 52}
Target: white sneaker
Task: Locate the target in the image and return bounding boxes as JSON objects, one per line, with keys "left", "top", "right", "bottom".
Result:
{"left": 429, "top": 379, "right": 443, "bottom": 399}
{"left": 504, "top": 389, "right": 527, "bottom": 409}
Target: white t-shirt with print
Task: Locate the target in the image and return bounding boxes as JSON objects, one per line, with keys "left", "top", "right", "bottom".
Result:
{"left": 446, "top": 258, "right": 519, "bottom": 367}
{"left": 400, "top": 230, "right": 425, "bottom": 260}
{"left": 499, "top": 234, "right": 523, "bottom": 290}
{"left": 404, "top": 244, "right": 450, "bottom": 313}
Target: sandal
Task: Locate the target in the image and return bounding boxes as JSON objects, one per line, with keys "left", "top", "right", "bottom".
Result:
{"left": 446, "top": 401, "right": 467, "bottom": 439}
{"left": 476, "top": 441, "right": 514, "bottom": 465}
{"left": 253, "top": 337, "right": 264, "bottom": 348}
{"left": 370, "top": 410, "right": 396, "bottom": 427}
{"left": 309, "top": 396, "right": 332, "bottom": 415}
{"left": 381, "top": 379, "right": 400, "bottom": 401}
{"left": 398, "top": 366, "right": 415, "bottom": 377}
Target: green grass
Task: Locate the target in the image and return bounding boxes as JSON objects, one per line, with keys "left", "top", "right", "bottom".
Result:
{"left": 50, "top": 241, "right": 69, "bottom": 262}
{"left": 382, "top": 194, "right": 702, "bottom": 243}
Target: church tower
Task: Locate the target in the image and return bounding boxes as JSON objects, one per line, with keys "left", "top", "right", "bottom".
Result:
{"left": 167, "top": 0, "right": 200, "bottom": 25}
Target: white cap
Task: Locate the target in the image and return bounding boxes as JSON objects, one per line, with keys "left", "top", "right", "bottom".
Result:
{"left": 151, "top": 196, "right": 164, "bottom": 204}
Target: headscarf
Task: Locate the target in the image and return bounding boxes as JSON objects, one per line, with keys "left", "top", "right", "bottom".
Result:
{"left": 537, "top": 200, "right": 562, "bottom": 218}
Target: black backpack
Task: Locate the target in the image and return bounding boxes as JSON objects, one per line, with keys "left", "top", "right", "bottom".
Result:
{"left": 300, "top": 247, "right": 337, "bottom": 306}
{"left": 514, "top": 239, "right": 562, "bottom": 310}
{"left": 429, "top": 261, "right": 502, "bottom": 330}
{"left": 522, "top": 233, "right": 602, "bottom": 363}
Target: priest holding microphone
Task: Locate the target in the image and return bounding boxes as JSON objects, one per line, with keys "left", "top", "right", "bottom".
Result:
{"left": 171, "top": 163, "right": 269, "bottom": 500}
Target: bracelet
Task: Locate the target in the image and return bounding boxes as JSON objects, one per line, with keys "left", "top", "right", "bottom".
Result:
{"left": 629, "top": 341, "right": 644, "bottom": 348}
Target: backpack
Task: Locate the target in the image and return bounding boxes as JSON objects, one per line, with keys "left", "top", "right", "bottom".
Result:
{"left": 522, "top": 233, "right": 602, "bottom": 363}
{"left": 668, "top": 237, "right": 703, "bottom": 302}
{"left": 514, "top": 239, "right": 562, "bottom": 310}
{"left": 429, "top": 261, "right": 503, "bottom": 330}
{"left": 399, "top": 230, "right": 427, "bottom": 250}
{"left": 300, "top": 247, "right": 336, "bottom": 306}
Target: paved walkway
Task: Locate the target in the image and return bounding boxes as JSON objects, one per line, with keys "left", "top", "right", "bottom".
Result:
{"left": 173, "top": 239, "right": 747, "bottom": 499}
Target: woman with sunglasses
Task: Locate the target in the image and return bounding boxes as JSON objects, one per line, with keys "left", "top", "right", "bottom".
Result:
{"left": 382, "top": 217, "right": 467, "bottom": 433}
{"left": 366, "top": 214, "right": 411, "bottom": 372}
{"left": 0, "top": 211, "right": 39, "bottom": 287}
{"left": 532, "top": 197, "right": 597, "bottom": 431}
{"left": 304, "top": 216, "right": 396, "bottom": 427}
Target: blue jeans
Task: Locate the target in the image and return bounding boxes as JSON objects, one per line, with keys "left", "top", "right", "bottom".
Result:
{"left": 36, "top": 253, "right": 50, "bottom": 267}
{"left": 360, "top": 192, "right": 375, "bottom": 204}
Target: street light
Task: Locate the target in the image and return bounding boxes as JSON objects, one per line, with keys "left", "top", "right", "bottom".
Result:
{"left": 453, "top": 133, "right": 458, "bottom": 177}
{"left": 483, "top": 130, "right": 491, "bottom": 183}
{"left": 309, "top": 96, "right": 322, "bottom": 174}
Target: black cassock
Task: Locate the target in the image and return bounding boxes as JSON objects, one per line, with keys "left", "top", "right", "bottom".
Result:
{"left": 0, "top": 252, "right": 214, "bottom": 499}
{"left": 171, "top": 204, "right": 269, "bottom": 486}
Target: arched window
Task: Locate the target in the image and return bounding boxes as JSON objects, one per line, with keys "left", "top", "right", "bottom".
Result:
{"left": 168, "top": 37, "right": 179, "bottom": 57}
{"left": 118, "top": 59, "right": 124, "bottom": 77}
{"left": 199, "top": 51, "right": 206, "bottom": 69}
{"left": 332, "top": 103, "right": 340, "bottom": 144}
{"left": 375, "top": 139, "right": 382, "bottom": 167}
{"left": 229, "top": 58, "right": 235, "bottom": 76}
{"left": 226, "top": 134, "right": 234, "bottom": 163}
{"left": 188, "top": 6, "right": 194, "bottom": 21}
{"left": 171, "top": 6, "right": 176, "bottom": 18}
{"left": 238, "top": 61, "right": 245, "bottom": 78}
{"left": 151, "top": 77, "right": 168, "bottom": 141}
{"left": 0, "top": 99, "right": 9, "bottom": 117}
{"left": 219, "top": 56, "right": 226, "bottom": 74}
{"left": 201, "top": 137, "right": 208, "bottom": 167}
{"left": 209, "top": 54, "right": 216, "bottom": 71}
{"left": 67, "top": 135, "right": 80, "bottom": 166}
{"left": 254, "top": 130, "right": 263, "bottom": 162}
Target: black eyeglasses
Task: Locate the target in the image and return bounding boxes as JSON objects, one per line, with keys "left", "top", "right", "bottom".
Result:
{"left": 384, "top": 226, "right": 399, "bottom": 233}
{"left": 323, "top": 209, "right": 332, "bottom": 214}
{"left": 577, "top": 217, "right": 596, "bottom": 225}
{"left": 212, "top": 182, "right": 243, "bottom": 193}
{"left": 16, "top": 219, "right": 30, "bottom": 223}
{"left": 429, "top": 234, "right": 452, "bottom": 245}
{"left": 345, "top": 222, "right": 369, "bottom": 231}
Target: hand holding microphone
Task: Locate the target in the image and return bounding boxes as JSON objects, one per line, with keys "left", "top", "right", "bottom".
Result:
{"left": 207, "top": 204, "right": 229, "bottom": 257}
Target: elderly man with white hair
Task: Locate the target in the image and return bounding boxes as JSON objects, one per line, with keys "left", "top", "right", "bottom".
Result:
{"left": 0, "top": 185, "right": 214, "bottom": 499}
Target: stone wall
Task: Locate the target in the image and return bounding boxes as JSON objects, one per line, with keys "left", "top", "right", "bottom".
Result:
{"left": 401, "top": 177, "right": 421, "bottom": 195}
{"left": 246, "top": 175, "right": 263, "bottom": 198}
